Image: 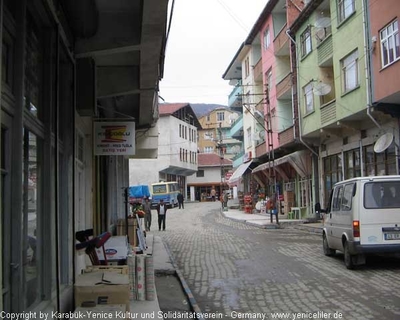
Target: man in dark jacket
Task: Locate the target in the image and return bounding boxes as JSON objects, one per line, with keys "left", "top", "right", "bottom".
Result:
{"left": 177, "top": 191, "right": 184, "bottom": 209}
{"left": 156, "top": 199, "right": 168, "bottom": 231}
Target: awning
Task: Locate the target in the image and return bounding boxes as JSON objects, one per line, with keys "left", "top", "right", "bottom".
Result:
{"left": 228, "top": 160, "right": 253, "bottom": 184}
{"left": 252, "top": 150, "right": 311, "bottom": 178}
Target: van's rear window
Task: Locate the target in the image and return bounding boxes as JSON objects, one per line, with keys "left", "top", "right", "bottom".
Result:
{"left": 364, "top": 182, "right": 400, "bottom": 208}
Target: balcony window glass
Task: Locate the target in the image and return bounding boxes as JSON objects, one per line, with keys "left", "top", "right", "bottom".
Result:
{"left": 204, "top": 146, "right": 213, "bottom": 153}
{"left": 341, "top": 50, "right": 359, "bottom": 93}
{"left": 338, "top": 0, "right": 355, "bottom": 23}
{"left": 380, "top": 20, "right": 400, "bottom": 67}
{"left": 303, "top": 82, "right": 314, "bottom": 114}
{"left": 301, "top": 27, "right": 312, "bottom": 57}
{"left": 263, "top": 28, "right": 270, "bottom": 50}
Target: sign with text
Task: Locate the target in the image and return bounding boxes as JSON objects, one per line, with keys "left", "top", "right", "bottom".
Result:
{"left": 94, "top": 121, "right": 135, "bottom": 155}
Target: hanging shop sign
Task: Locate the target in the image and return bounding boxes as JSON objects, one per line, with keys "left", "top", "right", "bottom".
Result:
{"left": 94, "top": 121, "right": 135, "bottom": 155}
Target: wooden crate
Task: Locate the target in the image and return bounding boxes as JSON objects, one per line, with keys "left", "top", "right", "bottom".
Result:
{"left": 84, "top": 265, "right": 129, "bottom": 274}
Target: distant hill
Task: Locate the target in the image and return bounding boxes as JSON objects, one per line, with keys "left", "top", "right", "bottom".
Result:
{"left": 190, "top": 103, "right": 227, "bottom": 118}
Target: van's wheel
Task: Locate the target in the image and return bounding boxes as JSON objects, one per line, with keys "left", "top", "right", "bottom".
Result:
{"left": 323, "top": 233, "right": 335, "bottom": 256}
{"left": 343, "top": 241, "right": 355, "bottom": 270}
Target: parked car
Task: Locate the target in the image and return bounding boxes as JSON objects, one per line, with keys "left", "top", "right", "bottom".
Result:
{"left": 320, "top": 176, "right": 400, "bottom": 269}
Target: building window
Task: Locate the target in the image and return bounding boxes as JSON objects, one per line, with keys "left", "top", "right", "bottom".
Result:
{"left": 263, "top": 28, "right": 270, "bottom": 50}
{"left": 247, "top": 127, "right": 252, "bottom": 147}
{"left": 303, "top": 82, "right": 314, "bottom": 114}
{"left": 204, "top": 131, "right": 213, "bottom": 140}
{"left": 323, "top": 153, "right": 343, "bottom": 206}
{"left": 206, "top": 114, "right": 210, "bottom": 121}
{"left": 301, "top": 27, "right": 312, "bottom": 57}
{"left": 338, "top": 0, "right": 355, "bottom": 23}
{"left": 380, "top": 20, "right": 400, "bottom": 68}
{"left": 341, "top": 50, "right": 359, "bottom": 93}
{"left": 204, "top": 146, "right": 213, "bottom": 153}
{"left": 364, "top": 144, "right": 396, "bottom": 176}
{"left": 196, "top": 170, "right": 204, "bottom": 177}
{"left": 217, "top": 111, "right": 224, "bottom": 122}
{"left": 23, "top": 131, "right": 42, "bottom": 308}
{"left": 344, "top": 149, "right": 361, "bottom": 179}
{"left": 244, "top": 57, "right": 250, "bottom": 78}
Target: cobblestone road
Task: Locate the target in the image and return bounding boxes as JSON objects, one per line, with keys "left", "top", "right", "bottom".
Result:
{"left": 155, "top": 201, "right": 400, "bottom": 319}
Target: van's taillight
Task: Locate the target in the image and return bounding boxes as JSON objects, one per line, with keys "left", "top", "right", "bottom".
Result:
{"left": 353, "top": 220, "right": 360, "bottom": 237}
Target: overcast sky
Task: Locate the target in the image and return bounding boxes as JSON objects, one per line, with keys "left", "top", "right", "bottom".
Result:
{"left": 159, "top": 0, "right": 268, "bottom": 106}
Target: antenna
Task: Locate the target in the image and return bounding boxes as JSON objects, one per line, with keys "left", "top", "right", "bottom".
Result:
{"left": 374, "top": 132, "right": 394, "bottom": 153}
{"left": 313, "top": 82, "right": 331, "bottom": 96}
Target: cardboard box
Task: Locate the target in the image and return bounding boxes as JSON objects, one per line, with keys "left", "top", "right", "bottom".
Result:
{"left": 84, "top": 265, "right": 128, "bottom": 274}
{"left": 75, "top": 272, "right": 130, "bottom": 309}
{"left": 117, "top": 218, "right": 137, "bottom": 246}
{"left": 95, "top": 236, "right": 129, "bottom": 262}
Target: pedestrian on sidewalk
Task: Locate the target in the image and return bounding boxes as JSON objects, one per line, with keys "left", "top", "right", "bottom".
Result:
{"left": 177, "top": 191, "right": 184, "bottom": 209}
{"left": 211, "top": 187, "right": 216, "bottom": 201}
{"left": 143, "top": 197, "right": 152, "bottom": 231}
{"left": 156, "top": 199, "right": 168, "bottom": 231}
{"left": 267, "top": 193, "right": 279, "bottom": 224}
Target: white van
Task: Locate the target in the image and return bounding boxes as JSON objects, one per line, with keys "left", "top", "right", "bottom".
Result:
{"left": 321, "top": 175, "right": 400, "bottom": 269}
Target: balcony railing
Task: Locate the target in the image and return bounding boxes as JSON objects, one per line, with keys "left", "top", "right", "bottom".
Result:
{"left": 274, "top": 24, "right": 289, "bottom": 56}
{"left": 318, "top": 34, "right": 333, "bottom": 66}
{"left": 255, "top": 141, "right": 267, "bottom": 158}
{"left": 228, "top": 81, "right": 242, "bottom": 109}
{"left": 276, "top": 73, "right": 292, "bottom": 100}
{"left": 320, "top": 100, "right": 336, "bottom": 126}
{"left": 278, "top": 126, "right": 295, "bottom": 147}
{"left": 253, "top": 58, "right": 263, "bottom": 83}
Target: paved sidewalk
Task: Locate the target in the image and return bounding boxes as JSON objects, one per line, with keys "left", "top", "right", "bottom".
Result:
{"left": 222, "top": 198, "right": 323, "bottom": 234}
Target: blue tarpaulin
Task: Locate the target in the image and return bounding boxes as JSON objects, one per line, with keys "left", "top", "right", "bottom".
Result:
{"left": 128, "top": 185, "right": 150, "bottom": 198}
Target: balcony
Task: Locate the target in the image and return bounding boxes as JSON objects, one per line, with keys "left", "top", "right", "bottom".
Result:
{"left": 318, "top": 34, "right": 333, "bottom": 66}
{"left": 228, "top": 81, "right": 243, "bottom": 111}
{"left": 255, "top": 141, "right": 267, "bottom": 158}
{"left": 274, "top": 24, "right": 290, "bottom": 57}
{"left": 253, "top": 58, "right": 263, "bottom": 83}
{"left": 320, "top": 100, "right": 336, "bottom": 126}
{"left": 230, "top": 114, "right": 243, "bottom": 139}
{"left": 278, "top": 126, "right": 295, "bottom": 147}
{"left": 276, "top": 73, "right": 292, "bottom": 100}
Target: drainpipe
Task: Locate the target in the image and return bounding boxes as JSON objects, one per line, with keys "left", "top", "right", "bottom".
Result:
{"left": 286, "top": 29, "right": 318, "bottom": 158}
{"left": 362, "top": 0, "right": 380, "bottom": 129}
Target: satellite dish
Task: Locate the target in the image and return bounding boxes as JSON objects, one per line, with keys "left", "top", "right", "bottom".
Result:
{"left": 314, "top": 17, "right": 331, "bottom": 28}
{"left": 259, "top": 130, "right": 265, "bottom": 140}
{"left": 374, "top": 132, "right": 394, "bottom": 153}
{"left": 313, "top": 82, "right": 331, "bottom": 96}
{"left": 228, "top": 113, "right": 238, "bottom": 121}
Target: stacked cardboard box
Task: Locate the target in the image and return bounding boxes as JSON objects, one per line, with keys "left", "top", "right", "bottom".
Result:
{"left": 283, "top": 191, "right": 295, "bottom": 215}
{"left": 75, "top": 272, "right": 130, "bottom": 310}
{"left": 117, "top": 218, "right": 137, "bottom": 246}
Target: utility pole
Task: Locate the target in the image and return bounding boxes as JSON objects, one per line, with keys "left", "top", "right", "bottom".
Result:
{"left": 217, "top": 122, "right": 224, "bottom": 198}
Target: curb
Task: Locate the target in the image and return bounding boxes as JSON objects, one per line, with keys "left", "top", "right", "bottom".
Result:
{"left": 161, "top": 240, "right": 205, "bottom": 320}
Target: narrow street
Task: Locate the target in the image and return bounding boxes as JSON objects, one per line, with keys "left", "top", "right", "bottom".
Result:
{"left": 156, "top": 202, "right": 400, "bottom": 320}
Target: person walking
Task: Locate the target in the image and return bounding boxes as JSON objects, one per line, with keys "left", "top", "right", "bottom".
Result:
{"left": 143, "top": 197, "right": 152, "bottom": 231}
{"left": 210, "top": 187, "right": 216, "bottom": 201}
{"left": 156, "top": 199, "right": 168, "bottom": 231}
{"left": 177, "top": 191, "right": 184, "bottom": 209}
{"left": 267, "top": 193, "right": 279, "bottom": 224}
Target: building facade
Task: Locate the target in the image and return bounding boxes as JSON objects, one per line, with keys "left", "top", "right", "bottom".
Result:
{"left": 129, "top": 103, "right": 201, "bottom": 199}
{"left": 1, "top": 0, "right": 169, "bottom": 312}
